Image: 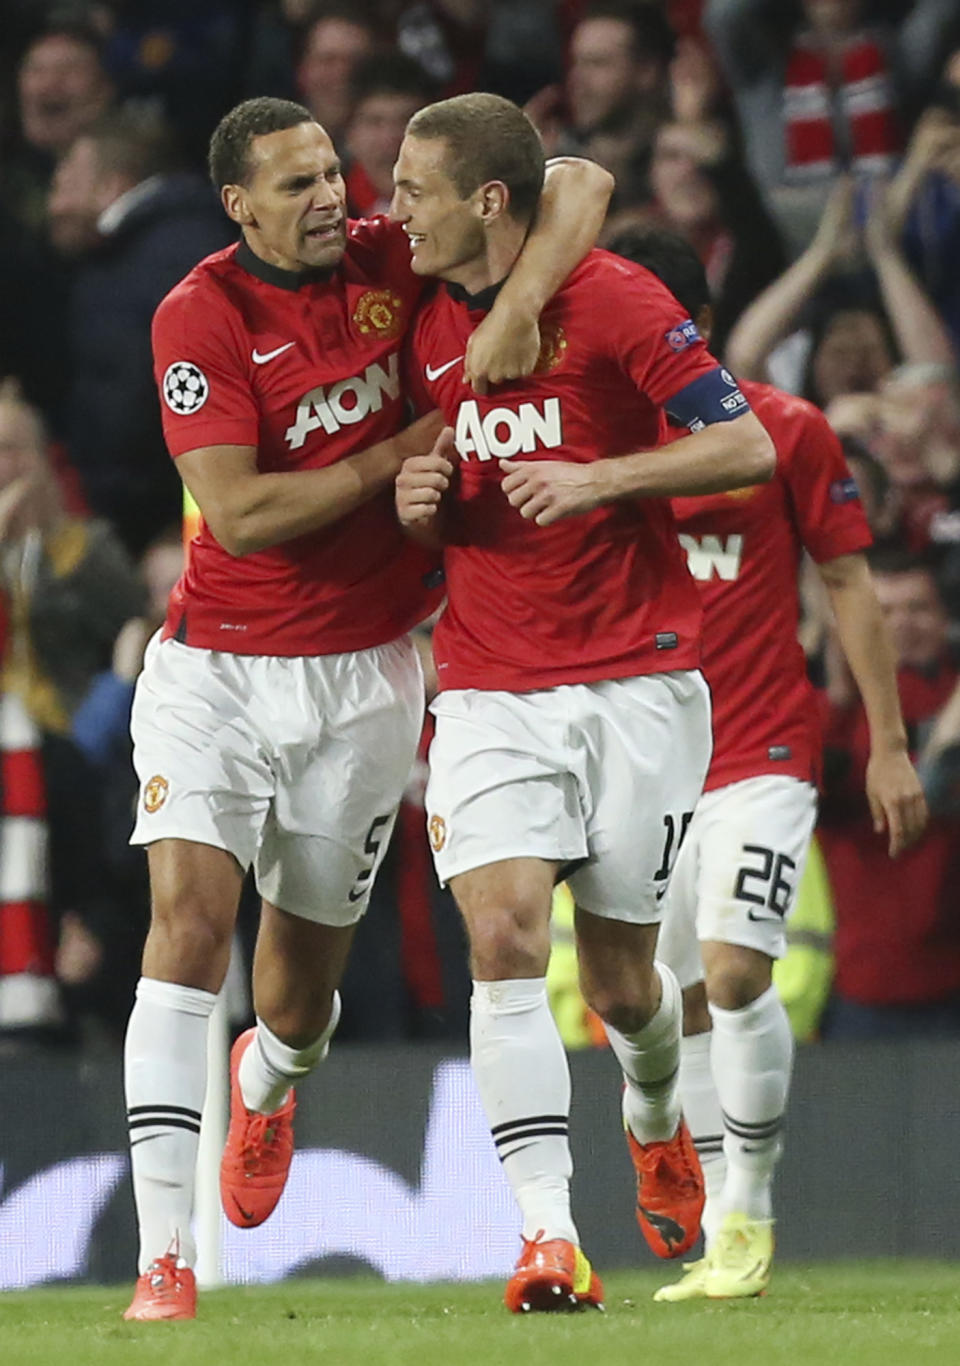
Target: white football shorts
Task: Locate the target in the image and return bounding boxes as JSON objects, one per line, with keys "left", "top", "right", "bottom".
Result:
{"left": 130, "top": 631, "right": 424, "bottom": 925}
{"left": 656, "top": 774, "right": 819, "bottom": 987}
{"left": 425, "top": 670, "right": 712, "bottom": 922}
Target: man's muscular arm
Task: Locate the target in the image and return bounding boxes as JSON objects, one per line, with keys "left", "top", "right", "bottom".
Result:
{"left": 178, "top": 409, "right": 443, "bottom": 556}
{"left": 466, "top": 157, "right": 614, "bottom": 392}
{"left": 500, "top": 409, "right": 775, "bottom": 526}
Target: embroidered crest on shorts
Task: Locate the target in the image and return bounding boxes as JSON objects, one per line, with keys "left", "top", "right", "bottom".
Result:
{"left": 353, "top": 289, "right": 403, "bottom": 339}
{"left": 143, "top": 774, "right": 170, "bottom": 813}
{"left": 428, "top": 814, "right": 447, "bottom": 853}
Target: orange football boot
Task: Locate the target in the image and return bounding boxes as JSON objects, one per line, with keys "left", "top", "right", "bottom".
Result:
{"left": 627, "top": 1118, "right": 704, "bottom": 1258}
{"left": 123, "top": 1253, "right": 196, "bottom": 1321}
{"left": 504, "top": 1231, "right": 605, "bottom": 1313}
{"left": 220, "top": 1027, "right": 296, "bottom": 1228}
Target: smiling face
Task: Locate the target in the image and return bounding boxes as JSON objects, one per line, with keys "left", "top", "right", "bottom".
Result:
{"left": 223, "top": 121, "right": 347, "bottom": 273}
{"left": 390, "top": 134, "right": 487, "bottom": 284}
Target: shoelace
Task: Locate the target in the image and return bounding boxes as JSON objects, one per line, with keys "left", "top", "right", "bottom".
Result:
{"left": 516, "top": 1228, "right": 548, "bottom": 1267}
{"left": 241, "top": 1112, "right": 281, "bottom": 1171}
{"left": 638, "top": 1135, "right": 700, "bottom": 1193}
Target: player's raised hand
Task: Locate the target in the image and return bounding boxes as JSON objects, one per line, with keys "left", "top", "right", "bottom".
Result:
{"left": 499, "top": 458, "right": 608, "bottom": 526}
{"left": 396, "top": 427, "right": 457, "bottom": 528}
{"left": 865, "top": 747, "right": 928, "bottom": 858}
{"left": 465, "top": 309, "right": 541, "bottom": 395}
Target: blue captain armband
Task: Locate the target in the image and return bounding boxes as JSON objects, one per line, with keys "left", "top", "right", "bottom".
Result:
{"left": 665, "top": 367, "right": 750, "bottom": 432}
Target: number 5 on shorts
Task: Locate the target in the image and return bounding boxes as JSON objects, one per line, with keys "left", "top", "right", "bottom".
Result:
{"left": 348, "top": 814, "right": 390, "bottom": 903}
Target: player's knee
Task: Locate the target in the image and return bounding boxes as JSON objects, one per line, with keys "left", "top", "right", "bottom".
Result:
{"left": 143, "top": 898, "right": 233, "bottom": 989}
{"left": 583, "top": 971, "right": 659, "bottom": 1034}
{"left": 467, "top": 908, "right": 550, "bottom": 980}
{"left": 703, "top": 944, "right": 772, "bottom": 1010}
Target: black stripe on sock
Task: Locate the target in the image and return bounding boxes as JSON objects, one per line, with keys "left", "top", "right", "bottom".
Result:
{"left": 493, "top": 1124, "right": 568, "bottom": 1149}
{"left": 636, "top": 1065, "right": 679, "bottom": 1094}
{"left": 127, "top": 1104, "right": 202, "bottom": 1121}
{"left": 128, "top": 1116, "right": 201, "bottom": 1135}
{"left": 722, "top": 1113, "right": 782, "bottom": 1142}
{"left": 490, "top": 1114, "right": 568, "bottom": 1137}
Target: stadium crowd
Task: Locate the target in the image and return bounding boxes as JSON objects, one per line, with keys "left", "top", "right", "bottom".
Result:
{"left": 1, "top": 0, "right": 960, "bottom": 1061}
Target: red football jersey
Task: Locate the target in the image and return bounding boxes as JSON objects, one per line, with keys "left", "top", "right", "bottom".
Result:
{"left": 152, "top": 217, "right": 440, "bottom": 656}
{"left": 671, "top": 380, "right": 872, "bottom": 790}
{"left": 413, "top": 251, "right": 726, "bottom": 692}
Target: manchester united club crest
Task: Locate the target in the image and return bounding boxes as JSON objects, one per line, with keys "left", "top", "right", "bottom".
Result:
{"left": 353, "top": 289, "right": 403, "bottom": 339}
{"left": 428, "top": 814, "right": 447, "bottom": 853}
{"left": 534, "top": 322, "right": 568, "bottom": 374}
{"left": 143, "top": 775, "right": 169, "bottom": 814}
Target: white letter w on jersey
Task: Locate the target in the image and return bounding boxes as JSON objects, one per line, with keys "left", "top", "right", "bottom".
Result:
{"left": 679, "top": 533, "right": 744, "bottom": 581}
{"left": 285, "top": 354, "right": 400, "bottom": 449}
{"left": 454, "top": 397, "right": 563, "bottom": 461}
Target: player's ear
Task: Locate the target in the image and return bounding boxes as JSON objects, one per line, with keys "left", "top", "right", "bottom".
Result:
{"left": 222, "top": 183, "right": 255, "bottom": 228}
{"left": 475, "top": 180, "right": 509, "bottom": 223}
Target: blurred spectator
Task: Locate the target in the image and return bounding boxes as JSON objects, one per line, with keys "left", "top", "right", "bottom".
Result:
{"left": 3, "top": 16, "right": 115, "bottom": 235}
{"left": 0, "top": 379, "right": 144, "bottom": 731}
{"left": 48, "top": 108, "right": 233, "bottom": 555}
{"left": 605, "top": 118, "right": 786, "bottom": 356}
{"left": 525, "top": 0, "right": 675, "bottom": 209}
{"left": 704, "top": 0, "right": 958, "bottom": 254}
{"left": 296, "top": 1, "right": 379, "bottom": 151}
{"left": 0, "top": 378, "right": 143, "bottom": 1041}
{"left": 818, "top": 550, "right": 960, "bottom": 1039}
{"left": 887, "top": 48, "right": 960, "bottom": 358}
{"left": 725, "top": 176, "right": 956, "bottom": 404}
{"left": 95, "top": 1, "right": 256, "bottom": 169}
{"left": 344, "top": 52, "right": 435, "bottom": 216}
{"left": 395, "top": 0, "right": 488, "bottom": 97}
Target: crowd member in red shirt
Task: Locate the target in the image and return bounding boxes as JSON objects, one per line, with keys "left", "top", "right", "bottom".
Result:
{"left": 605, "top": 226, "right": 926, "bottom": 1301}
{"left": 393, "top": 92, "right": 775, "bottom": 1312}
{"left": 122, "top": 94, "right": 613, "bottom": 1322}
{"left": 819, "top": 551, "right": 960, "bottom": 1039}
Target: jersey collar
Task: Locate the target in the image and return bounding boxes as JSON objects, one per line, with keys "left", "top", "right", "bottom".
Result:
{"left": 235, "top": 239, "right": 335, "bottom": 291}
{"left": 445, "top": 277, "right": 506, "bottom": 312}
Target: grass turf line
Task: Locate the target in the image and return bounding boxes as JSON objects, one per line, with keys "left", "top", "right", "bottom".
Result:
{"left": 4, "top": 1262, "right": 960, "bottom": 1366}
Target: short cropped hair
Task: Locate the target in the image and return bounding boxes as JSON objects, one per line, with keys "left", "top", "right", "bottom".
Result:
{"left": 607, "top": 224, "right": 710, "bottom": 319}
{"left": 581, "top": 1, "right": 676, "bottom": 65}
{"left": 406, "top": 93, "right": 545, "bottom": 224}
{"left": 208, "top": 97, "right": 315, "bottom": 190}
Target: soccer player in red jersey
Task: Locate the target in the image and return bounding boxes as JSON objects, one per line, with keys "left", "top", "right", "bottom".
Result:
{"left": 391, "top": 93, "right": 776, "bottom": 1311}
{"left": 123, "top": 95, "right": 614, "bottom": 1321}
{"left": 600, "top": 227, "right": 927, "bottom": 1300}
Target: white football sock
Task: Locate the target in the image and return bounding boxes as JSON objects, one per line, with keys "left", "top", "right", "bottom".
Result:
{"left": 709, "top": 984, "right": 794, "bottom": 1222}
{"left": 606, "top": 961, "right": 682, "bottom": 1144}
{"left": 470, "top": 977, "right": 577, "bottom": 1244}
{"left": 124, "top": 976, "right": 216, "bottom": 1272}
{"left": 678, "top": 1029, "right": 726, "bottom": 1247}
{"left": 239, "top": 992, "right": 342, "bottom": 1114}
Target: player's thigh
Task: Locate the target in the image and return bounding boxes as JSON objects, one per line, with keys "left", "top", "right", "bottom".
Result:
{"left": 655, "top": 809, "right": 706, "bottom": 990}
{"left": 425, "top": 688, "right": 588, "bottom": 887}
{"left": 567, "top": 669, "right": 712, "bottom": 922}
{"left": 256, "top": 636, "right": 425, "bottom": 924}
{"left": 130, "top": 634, "right": 272, "bottom": 870}
{"left": 694, "top": 775, "right": 818, "bottom": 959}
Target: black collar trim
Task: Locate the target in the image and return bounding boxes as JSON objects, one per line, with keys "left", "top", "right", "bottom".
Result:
{"left": 446, "top": 277, "right": 507, "bottom": 311}
{"left": 235, "top": 239, "right": 335, "bottom": 291}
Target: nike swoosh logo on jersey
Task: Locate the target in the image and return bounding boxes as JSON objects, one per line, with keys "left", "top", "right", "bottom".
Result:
{"left": 425, "top": 354, "right": 464, "bottom": 381}
{"left": 252, "top": 342, "right": 295, "bottom": 365}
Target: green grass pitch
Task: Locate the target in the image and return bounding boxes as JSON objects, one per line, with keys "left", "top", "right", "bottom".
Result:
{"left": 5, "top": 1263, "right": 960, "bottom": 1366}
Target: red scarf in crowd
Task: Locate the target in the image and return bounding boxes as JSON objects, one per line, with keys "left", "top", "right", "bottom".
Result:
{"left": 784, "top": 31, "right": 900, "bottom": 180}
{"left": 0, "top": 590, "right": 62, "bottom": 1029}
